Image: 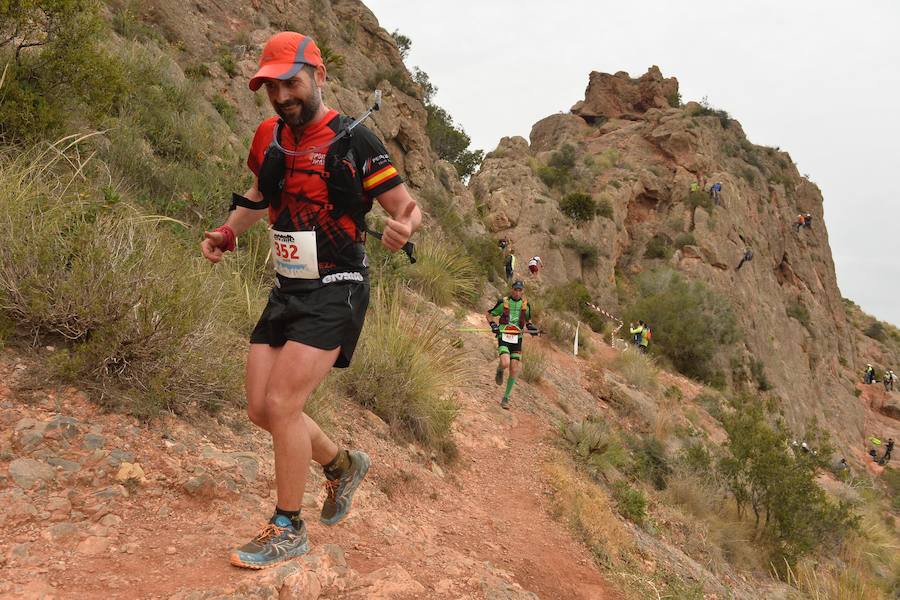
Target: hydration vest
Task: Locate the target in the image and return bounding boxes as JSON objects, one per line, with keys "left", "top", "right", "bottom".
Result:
{"left": 256, "top": 115, "right": 367, "bottom": 238}
{"left": 499, "top": 296, "right": 528, "bottom": 328}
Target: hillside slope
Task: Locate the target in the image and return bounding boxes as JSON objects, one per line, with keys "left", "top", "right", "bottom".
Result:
{"left": 470, "top": 67, "right": 882, "bottom": 451}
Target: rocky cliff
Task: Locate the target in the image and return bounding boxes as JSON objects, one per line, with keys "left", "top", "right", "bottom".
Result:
{"left": 470, "top": 67, "right": 870, "bottom": 448}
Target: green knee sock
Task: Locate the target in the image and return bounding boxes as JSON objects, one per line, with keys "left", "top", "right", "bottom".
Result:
{"left": 504, "top": 376, "right": 517, "bottom": 400}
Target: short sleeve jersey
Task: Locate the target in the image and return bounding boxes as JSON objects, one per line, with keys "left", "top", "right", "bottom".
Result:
{"left": 247, "top": 110, "right": 403, "bottom": 281}
{"left": 488, "top": 297, "right": 532, "bottom": 340}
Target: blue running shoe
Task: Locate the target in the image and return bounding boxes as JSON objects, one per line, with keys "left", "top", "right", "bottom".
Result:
{"left": 230, "top": 515, "right": 309, "bottom": 569}
{"left": 320, "top": 450, "right": 370, "bottom": 526}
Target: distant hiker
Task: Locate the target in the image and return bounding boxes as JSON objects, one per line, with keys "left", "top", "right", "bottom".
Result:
{"left": 498, "top": 238, "right": 509, "bottom": 250}
{"left": 504, "top": 251, "right": 516, "bottom": 282}
{"left": 487, "top": 280, "right": 537, "bottom": 410}
{"left": 864, "top": 364, "right": 876, "bottom": 385}
{"left": 880, "top": 438, "right": 894, "bottom": 464}
{"left": 690, "top": 181, "right": 700, "bottom": 193}
{"left": 640, "top": 323, "right": 652, "bottom": 353}
{"left": 735, "top": 248, "right": 754, "bottom": 271}
{"left": 794, "top": 213, "right": 806, "bottom": 232}
{"left": 834, "top": 457, "right": 849, "bottom": 474}
{"left": 884, "top": 369, "right": 896, "bottom": 391}
{"left": 803, "top": 213, "right": 813, "bottom": 228}
{"left": 527, "top": 256, "right": 543, "bottom": 275}
{"left": 201, "top": 31, "right": 421, "bottom": 570}
{"left": 629, "top": 320, "right": 647, "bottom": 351}
{"left": 710, "top": 181, "right": 722, "bottom": 205}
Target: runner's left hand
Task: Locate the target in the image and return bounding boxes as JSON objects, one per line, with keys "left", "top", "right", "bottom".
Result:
{"left": 382, "top": 201, "right": 416, "bottom": 251}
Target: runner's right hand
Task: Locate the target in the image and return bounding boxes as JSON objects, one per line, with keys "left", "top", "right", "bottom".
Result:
{"left": 201, "top": 230, "right": 226, "bottom": 263}
{"left": 490, "top": 323, "right": 500, "bottom": 335}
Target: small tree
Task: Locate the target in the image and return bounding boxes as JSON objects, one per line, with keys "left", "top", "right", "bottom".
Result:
{"left": 425, "top": 104, "right": 483, "bottom": 178}
{"left": 718, "top": 396, "right": 858, "bottom": 566}
{"left": 391, "top": 29, "right": 412, "bottom": 60}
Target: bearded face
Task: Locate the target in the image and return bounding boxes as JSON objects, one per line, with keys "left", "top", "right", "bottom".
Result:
{"left": 266, "top": 67, "right": 322, "bottom": 129}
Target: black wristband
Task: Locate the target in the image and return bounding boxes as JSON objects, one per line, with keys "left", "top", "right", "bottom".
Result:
{"left": 229, "top": 192, "right": 269, "bottom": 212}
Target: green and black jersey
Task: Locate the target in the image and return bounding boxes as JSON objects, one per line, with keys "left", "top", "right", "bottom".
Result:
{"left": 488, "top": 296, "right": 532, "bottom": 342}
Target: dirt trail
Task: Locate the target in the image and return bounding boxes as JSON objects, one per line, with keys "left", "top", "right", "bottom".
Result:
{"left": 0, "top": 335, "right": 621, "bottom": 599}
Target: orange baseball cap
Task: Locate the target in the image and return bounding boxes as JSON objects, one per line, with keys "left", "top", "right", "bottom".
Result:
{"left": 249, "top": 32, "right": 324, "bottom": 91}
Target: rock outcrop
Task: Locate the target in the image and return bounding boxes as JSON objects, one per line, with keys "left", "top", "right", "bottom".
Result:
{"left": 571, "top": 66, "right": 679, "bottom": 121}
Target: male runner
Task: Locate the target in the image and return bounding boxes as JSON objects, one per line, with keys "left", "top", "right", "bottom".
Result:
{"left": 487, "top": 280, "right": 536, "bottom": 409}
{"left": 201, "top": 31, "right": 421, "bottom": 569}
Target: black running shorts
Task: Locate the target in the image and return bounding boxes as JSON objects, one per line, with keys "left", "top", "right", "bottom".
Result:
{"left": 250, "top": 282, "right": 370, "bottom": 368}
{"left": 497, "top": 338, "right": 523, "bottom": 357}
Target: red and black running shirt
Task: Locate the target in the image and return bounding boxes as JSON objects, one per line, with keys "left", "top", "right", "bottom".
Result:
{"left": 247, "top": 109, "right": 403, "bottom": 283}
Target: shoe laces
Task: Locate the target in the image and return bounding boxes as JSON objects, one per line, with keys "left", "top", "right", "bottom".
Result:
{"left": 254, "top": 523, "right": 286, "bottom": 542}
{"left": 324, "top": 477, "right": 340, "bottom": 500}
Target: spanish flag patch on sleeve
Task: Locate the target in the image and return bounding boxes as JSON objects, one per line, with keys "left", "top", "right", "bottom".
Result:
{"left": 362, "top": 165, "right": 399, "bottom": 192}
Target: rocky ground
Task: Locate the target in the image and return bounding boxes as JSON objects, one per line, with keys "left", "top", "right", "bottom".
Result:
{"left": 0, "top": 321, "right": 622, "bottom": 600}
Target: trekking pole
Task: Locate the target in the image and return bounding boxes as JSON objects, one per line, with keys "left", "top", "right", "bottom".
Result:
{"left": 366, "top": 228, "right": 416, "bottom": 263}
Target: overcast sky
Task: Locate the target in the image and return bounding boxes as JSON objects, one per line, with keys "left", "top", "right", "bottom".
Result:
{"left": 366, "top": 0, "right": 900, "bottom": 326}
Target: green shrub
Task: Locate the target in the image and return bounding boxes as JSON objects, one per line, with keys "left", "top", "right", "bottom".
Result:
{"left": 629, "top": 435, "right": 671, "bottom": 490}
{"left": 786, "top": 301, "right": 811, "bottom": 329}
{"left": 537, "top": 165, "right": 565, "bottom": 188}
{"left": 217, "top": 46, "right": 238, "bottom": 77}
{"left": 401, "top": 236, "right": 479, "bottom": 305}
{"left": 864, "top": 321, "right": 886, "bottom": 342}
{"left": 317, "top": 42, "right": 345, "bottom": 71}
{"left": 111, "top": 1, "right": 164, "bottom": 43}
{"left": 185, "top": 63, "right": 211, "bottom": 79}
{"left": 561, "top": 417, "right": 630, "bottom": 477}
{"left": 692, "top": 99, "right": 731, "bottom": 128}
{"left": 559, "top": 192, "right": 597, "bottom": 222}
{"left": 549, "top": 144, "right": 577, "bottom": 171}
{"left": 884, "top": 468, "right": 900, "bottom": 512}
{"left": 685, "top": 189, "right": 713, "bottom": 212}
{"left": 696, "top": 392, "right": 724, "bottom": 421}
{"left": 419, "top": 186, "right": 502, "bottom": 284}
{"left": 624, "top": 269, "right": 739, "bottom": 381}
{"left": 667, "top": 91, "right": 682, "bottom": 108}
{"left": 611, "top": 481, "right": 647, "bottom": 524}
{"left": 369, "top": 67, "right": 413, "bottom": 94}
{"left": 644, "top": 234, "right": 672, "bottom": 259}
{"left": 211, "top": 94, "right": 237, "bottom": 128}
{"left": 740, "top": 167, "right": 758, "bottom": 185}
{"left": 563, "top": 237, "right": 599, "bottom": 267}
{"left": 340, "top": 285, "right": 470, "bottom": 455}
{"left": 750, "top": 359, "right": 773, "bottom": 391}
{"left": 521, "top": 347, "right": 547, "bottom": 384}
{"left": 0, "top": 0, "right": 127, "bottom": 142}
{"left": 674, "top": 232, "right": 696, "bottom": 249}
{"left": 595, "top": 149, "right": 619, "bottom": 171}
{"left": 596, "top": 198, "right": 614, "bottom": 220}
{"left": 0, "top": 143, "right": 245, "bottom": 418}
{"left": 613, "top": 350, "right": 659, "bottom": 392}
{"left": 680, "top": 442, "right": 713, "bottom": 474}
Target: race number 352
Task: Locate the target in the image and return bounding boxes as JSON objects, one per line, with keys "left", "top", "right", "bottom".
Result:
{"left": 274, "top": 243, "right": 299, "bottom": 259}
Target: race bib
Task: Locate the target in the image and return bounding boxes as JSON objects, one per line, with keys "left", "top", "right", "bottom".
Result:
{"left": 270, "top": 229, "right": 319, "bottom": 279}
{"left": 501, "top": 332, "right": 519, "bottom": 344}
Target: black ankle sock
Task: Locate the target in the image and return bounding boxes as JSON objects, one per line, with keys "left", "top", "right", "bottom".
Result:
{"left": 274, "top": 506, "right": 302, "bottom": 529}
{"left": 323, "top": 449, "right": 351, "bottom": 480}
